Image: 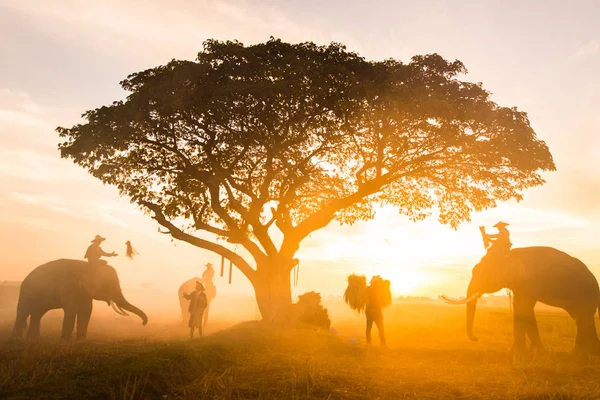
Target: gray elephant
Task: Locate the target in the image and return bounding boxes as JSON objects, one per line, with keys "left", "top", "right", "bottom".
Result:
{"left": 13, "top": 259, "right": 148, "bottom": 340}
{"left": 443, "top": 247, "right": 600, "bottom": 355}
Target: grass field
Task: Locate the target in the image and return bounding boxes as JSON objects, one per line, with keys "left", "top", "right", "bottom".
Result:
{"left": 1, "top": 302, "right": 600, "bottom": 399}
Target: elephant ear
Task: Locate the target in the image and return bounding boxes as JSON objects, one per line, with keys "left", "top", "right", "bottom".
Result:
{"left": 78, "top": 266, "right": 112, "bottom": 299}
{"left": 78, "top": 268, "right": 99, "bottom": 298}
{"left": 508, "top": 256, "right": 528, "bottom": 282}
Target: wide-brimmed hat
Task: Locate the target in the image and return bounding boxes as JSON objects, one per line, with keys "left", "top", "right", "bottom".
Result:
{"left": 493, "top": 221, "right": 509, "bottom": 228}
{"left": 205, "top": 262, "right": 213, "bottom": 268}
{"left": 91, "top": 235, "right": 106, "bottom": 243}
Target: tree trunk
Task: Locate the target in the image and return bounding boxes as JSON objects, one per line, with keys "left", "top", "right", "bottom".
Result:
{"left": 252, "top": 265, "right": 293, "bottom": 323}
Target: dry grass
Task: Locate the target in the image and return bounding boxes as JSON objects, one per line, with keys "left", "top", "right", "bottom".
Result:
{"left": 1, "top": 302, "right": 600, "bottom": 399}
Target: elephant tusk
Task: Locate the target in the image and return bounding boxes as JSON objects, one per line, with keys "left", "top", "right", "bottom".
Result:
{"left": 441, "top": 292, "right": 480, "bottom": 305}
{"left": 111, "top": 302, "right": 129, "bottom": 316}
{"left": 117, "top": 304, "right": 130, "bottom": 316}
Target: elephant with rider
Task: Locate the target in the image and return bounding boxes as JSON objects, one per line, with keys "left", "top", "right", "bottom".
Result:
{"left": 444, "top": 245, "right": 600, "bottom": 355}
{"left": 13, "top": 259, "right": 148, "bottom": 340}
{"left": 179, "top": 263, "right": 217, "bottom": 327}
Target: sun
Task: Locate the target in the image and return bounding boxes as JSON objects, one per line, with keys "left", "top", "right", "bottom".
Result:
{"left": 386, "top": 269, "right": 427, "bottom": 296}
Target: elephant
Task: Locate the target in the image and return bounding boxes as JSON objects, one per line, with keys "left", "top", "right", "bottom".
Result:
{"left": 12, "top": 259, "right": 148, "bottom": 340}
{"left": 442, "top": 246, "right": 600, "bottom": 355}
{"left": 178, "top": 277, "right": 216, "bottom": 327}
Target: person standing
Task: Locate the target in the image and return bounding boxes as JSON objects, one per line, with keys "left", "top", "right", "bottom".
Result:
{"left": 365, "top": 276, "right": 388, "bottom": 347}
{"left": 182, "top": 281, "right": 208, "bottom": 338}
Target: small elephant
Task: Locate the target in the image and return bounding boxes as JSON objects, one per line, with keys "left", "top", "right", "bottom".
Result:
{"left": 13, "top": 259, "right": 148, "bottom": 340}
{"left": 443, "top": 247, "right": 600, "bottom": 355}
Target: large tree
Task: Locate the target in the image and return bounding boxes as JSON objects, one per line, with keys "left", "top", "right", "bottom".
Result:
{"left": 57, "top": 38, "right": 555, "bottom": 321}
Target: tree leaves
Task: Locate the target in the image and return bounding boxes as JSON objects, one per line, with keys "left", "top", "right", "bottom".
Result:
{"left": 57, "top": 38, "right": 555, "bottom": 268}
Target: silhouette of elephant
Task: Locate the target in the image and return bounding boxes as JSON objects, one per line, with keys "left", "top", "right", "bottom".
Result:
{"left": 178, "top": 277, "right": 216, "bottom": 327}
{"left": 443, "top": 247, "right": 600, "bottom": 355}
{"left": 13, "top": 259, "right": 148, "bottom": 340}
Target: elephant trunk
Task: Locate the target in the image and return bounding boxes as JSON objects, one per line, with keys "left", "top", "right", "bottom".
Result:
{"left": 114, "top": 294, "right": 148, "bottom": 325}
{"left": 466, "top": 281, "right": 479, "bottom": 342}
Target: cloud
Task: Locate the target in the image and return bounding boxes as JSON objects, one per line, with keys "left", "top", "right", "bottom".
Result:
{"left": 569, "top": 40, "right": 599, "bottom": 60}
{"left": 1, "top": 0, "right": 352, "bottom": 58}
{"left": 0, "top": 148, "right": 85, "bottom": 183}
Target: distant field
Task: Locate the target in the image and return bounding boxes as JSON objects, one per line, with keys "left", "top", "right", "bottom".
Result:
{"left": 1, "top": 302, "right": 600, "bottom": 399}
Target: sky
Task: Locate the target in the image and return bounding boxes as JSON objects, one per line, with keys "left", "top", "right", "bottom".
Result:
{"left": 1, "top": 0, "right": 599, "bottom": 303}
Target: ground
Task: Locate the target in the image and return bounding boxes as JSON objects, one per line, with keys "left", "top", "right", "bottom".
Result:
{"left": 1, "top": 302, "right": 600, "bottom": 399}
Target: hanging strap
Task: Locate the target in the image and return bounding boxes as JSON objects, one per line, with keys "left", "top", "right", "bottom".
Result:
{"left": 293, "top": 259, "right": 300, "bottom": 287}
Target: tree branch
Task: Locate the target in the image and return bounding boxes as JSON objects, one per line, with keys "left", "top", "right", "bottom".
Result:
{"left": 140, "top": 201, "right": 257, "bottom": 281}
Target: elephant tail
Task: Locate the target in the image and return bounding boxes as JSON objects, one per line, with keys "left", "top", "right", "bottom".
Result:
{"left": 12, "top": 299, "right": 29, "bottom": 338}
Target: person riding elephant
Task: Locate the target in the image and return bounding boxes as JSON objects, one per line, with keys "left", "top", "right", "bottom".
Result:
{"left": 201, "top": 263, "right": 217, "bottom": 323}
{"left": 480, "top": 221, "right": 512, "bottom": 256}
{"left": 84, "top": 235, "right": 117, "bottom": 266}
{"left": 13, "top": 259, "right": 147, "bottom": 340}
{"left": 202, "top": 262, "right": 215, "bottom": 282}
{"left": 442, "top": 246, "right": 600, "bottom": 356}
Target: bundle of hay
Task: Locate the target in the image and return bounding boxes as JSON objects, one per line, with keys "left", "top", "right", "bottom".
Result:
{"left": 344, "top": 274, "right": 368, "bottom": 313}
{"left": 369, "top": 276, "right": 392, "bottom": 309}
{"left": 295, "top": 291, "right": 331, "bottom": 329}
{"left": 125, "top": 240, "right": 140, "bottom": 260}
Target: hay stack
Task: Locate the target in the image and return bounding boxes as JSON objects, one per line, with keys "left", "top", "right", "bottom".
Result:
{"left": 296, "top": 291, "right": 331, "bottom": 329}
{"left": 370, "top": 277, "right": 392, "bottom": 309}
{"left": 344, "top": 274, "right": 368, "bottom": 313}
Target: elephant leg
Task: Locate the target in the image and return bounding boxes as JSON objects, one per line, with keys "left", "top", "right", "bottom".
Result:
{"left": 26, "top": 310, "right": 45, "bottom": 340}
{"left": 76, "top": 300, "right": 93, "bottom": 340}
{"left": 512, "top": 295, "right": 535, "bottom": 354}
{"left": 574, "top": 313, "right": 600, "bottom": 355}
{"left": 524, "top": 309, "right": 545, "bottom": 352}
{"left": 12, "top": 303, "right": 29, "bottom": 339}
{"left": 61, "top": 308, "right": 77, "bottom": 341}
{"left": 203, "top": 303, "right": 210, "bottom": 328}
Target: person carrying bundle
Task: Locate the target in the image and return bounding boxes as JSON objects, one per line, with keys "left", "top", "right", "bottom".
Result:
{"left": 365, "top": 275, "right": 390, "bottom": 347}
{"left": 344, "top": 273, "right": 391, "bottom": 347}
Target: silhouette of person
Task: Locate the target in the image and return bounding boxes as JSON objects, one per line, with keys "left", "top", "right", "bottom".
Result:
{"left": 202, "top": 262, "right": 215, "bottom": 282}
{"left": 483, "top": 221, "right": 512, "bottom": 256}
{"left": 84, "top": 235, "right": 117, "bottom": 266}
{"left": 365, "top": 276, "right": 387, "bottom": 347}
{"left": 182, "top": 281, "right": 208, "bottom": 338}
{"left": 201, "top": 262, "right": 217, "bottom": 328}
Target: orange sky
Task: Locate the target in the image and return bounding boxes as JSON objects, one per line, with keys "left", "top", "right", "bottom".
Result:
{"left": 1, "top": 0, "right": 600, "bottom": 301}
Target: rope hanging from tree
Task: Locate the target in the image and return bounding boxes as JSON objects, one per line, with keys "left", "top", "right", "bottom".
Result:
{"left": 220, "top": 255, "right": 225, "bottom": 277}
{"left": 506, "top": 288, "right": 513, "bottom": 314}
{"left": 293, "top": 259, "right": 300, "bottom": 287}
{"left": 228, "top": 259, "right": 233, "bottom": 284}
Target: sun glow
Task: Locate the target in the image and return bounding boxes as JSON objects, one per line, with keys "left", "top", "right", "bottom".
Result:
{"left": 386, "top": 269, "right": 428, "bottom": 296}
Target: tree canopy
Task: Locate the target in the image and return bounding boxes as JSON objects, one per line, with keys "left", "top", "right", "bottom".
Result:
{"left": 57, "top": 38, "right": 554, "bottom": 316}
